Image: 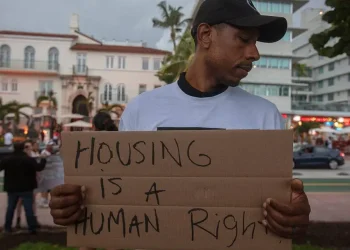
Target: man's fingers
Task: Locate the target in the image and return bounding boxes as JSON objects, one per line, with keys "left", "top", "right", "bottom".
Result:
{"left": 267, "top": 198, "right": 310, "bottom": 216}
{"left": 53, "top": 208, "right": 84, "bottom": 226}
{"left": 50, "top": 204, "right": 82, "bottom": 220}
{"left": 50, "top": 184, "right": 84, "bottom": 197}
{"left": 49, "top": 194, "right": 82, "bottom": 209}
{"left": 291, "top": 179, "right": 304, "bottom": 194}
{"left": 263, "top": 217, "right": 307, "bottom": 239}
{"left": 265, "top": 204, "right": 310, "bottom": 227}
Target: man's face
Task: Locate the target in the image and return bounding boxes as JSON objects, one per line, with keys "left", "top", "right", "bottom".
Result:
{"left": 24, "top": 142, "right": 33, "bottom": 152}
{"left": 198, "top": 24, "right": 260, "bottom": 87}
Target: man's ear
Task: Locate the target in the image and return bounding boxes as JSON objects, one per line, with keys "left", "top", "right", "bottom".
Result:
{"left": 197, "top": 23, "right": 212, "bottom": 49}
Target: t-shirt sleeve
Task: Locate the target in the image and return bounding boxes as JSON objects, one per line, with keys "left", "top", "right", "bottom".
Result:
{"left": 263, "top": 104, "right": 285, "bottom": 130}
{"left": 119, "top": 99, "right": 139, "bottom": 131}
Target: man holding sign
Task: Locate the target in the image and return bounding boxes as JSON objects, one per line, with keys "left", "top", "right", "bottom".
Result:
{"left": 49, "top": 0, "right": 311, "bottom": 247}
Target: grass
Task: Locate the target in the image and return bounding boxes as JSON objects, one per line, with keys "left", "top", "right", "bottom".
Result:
{"left": 12, "top": 243, "right": 336, "bottom": 250}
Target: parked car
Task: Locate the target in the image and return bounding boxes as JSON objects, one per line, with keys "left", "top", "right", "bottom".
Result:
{"left": 293, "top": 145, "right": 345, "bottom": 170}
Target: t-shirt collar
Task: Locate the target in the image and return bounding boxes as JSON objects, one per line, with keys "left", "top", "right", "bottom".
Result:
{"left": 177, "top": 72, "right": 228, "bottom": 98}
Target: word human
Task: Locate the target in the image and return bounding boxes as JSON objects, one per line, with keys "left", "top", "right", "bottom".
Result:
{"left": 189, "top": 208, "right": 268, "bottom": 248}
{"left": 74, "top": 137, "right": 212, "bottom": 169}
{"left": 75, "top": 181, "right": 165, "bottom": 238}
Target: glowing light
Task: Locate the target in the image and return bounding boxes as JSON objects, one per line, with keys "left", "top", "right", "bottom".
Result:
{"left": 319, "top": 11, "right": 323, "bottom": 15}
{"left": 338, "top": 117, "right": 344, "bottom": 123}
{"left": 293, "top": 116, "right": 301, "bottom": 122}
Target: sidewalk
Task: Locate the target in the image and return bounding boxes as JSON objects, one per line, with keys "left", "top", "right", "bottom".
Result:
{"left": 0, "top": 192, "right": 349, "bottom": 227}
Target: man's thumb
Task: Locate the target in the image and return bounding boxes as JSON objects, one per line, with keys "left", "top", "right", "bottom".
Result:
{"left": 291, "top": 178, "right": 304, "bottom": 194}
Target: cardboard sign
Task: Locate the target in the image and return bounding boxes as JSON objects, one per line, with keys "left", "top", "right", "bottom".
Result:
{"left": 62, "top": 130, "right": 293, "bottom": 250}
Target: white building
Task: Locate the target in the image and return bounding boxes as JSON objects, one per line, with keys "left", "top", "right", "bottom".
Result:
{"left": 292, "top": 8, "right": 350, "bottom": 116}
{"left": 240, "top": 0, "right": 308, "bottom": 115}
{"left": 0, "top": 14, "right": 169, "bottom": 124}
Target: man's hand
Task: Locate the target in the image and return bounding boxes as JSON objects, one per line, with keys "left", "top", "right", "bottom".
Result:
{"left": 49, "top": 184, "right": 86, "bottom": 226}
{"left": 262, "top": 179, "right": 311, "bottom": 238}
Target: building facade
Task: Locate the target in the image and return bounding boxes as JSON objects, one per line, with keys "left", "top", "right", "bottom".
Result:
{"left": 292, "top": 8, "right": 350, "bottom": 114}
{"left": 0, "top": 14, "right": 169, "bottom": 125}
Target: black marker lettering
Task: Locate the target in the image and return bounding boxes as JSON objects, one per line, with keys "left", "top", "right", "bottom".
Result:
{"left": 223, "top": 215, "right": 238, "bottom": 247}
{"left": 161, "top": 139, "right": 182, "bottom": 166}
{"left": 145, "top": 182, "right": 166, "bottom": 205}
{"left": 108, "top": 178, "right": 122, "bottom": 196}
{"left": 187, "top": 140, "right": 211, "bottom": 167}
{"left": 75, "top": 140, "right": 89, "bottom": 169}
{"left": 116, "top": 142, "right": 131, "bottom": 166}
{"left": 144, "top": 209, "right": 160, "bottom": 233}
{"left": 90, "top": 212, "right": 104, "bottom": 235}
{"left": 242, "top": 211, "right": 255, "bottom": 239}
{"left": 97, "top": 142, "right": 113, "bottom": 164}
{"left": 108, "top": 209, "right": 126, "bottom": 237}
{"left": 129, "top": 215, "right": 144, "bottom": 237}
{"left": 133, "top": 141, "right": 146, "bottom": 164}
{"left": 90, "top": 137, "right": 95, "bottom": 165}
{"left": 188, "top": 208, "right": 218, "bottom": 241}
{"left": 152, "top": 142, "right": 155, "bottom": 165}
{"left": 100, "top": 177, "right": 105, "bottom": 199}
{"left": 74, "top": 207, "right": 89, "bottom": 235}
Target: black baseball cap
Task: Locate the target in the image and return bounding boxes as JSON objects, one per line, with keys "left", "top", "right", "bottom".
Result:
{"left": 192, "top": 0, "right": 288, "bottom": 43}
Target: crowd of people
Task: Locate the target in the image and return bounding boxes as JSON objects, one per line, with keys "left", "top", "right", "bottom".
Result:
{"left": 0, "top": 112, "right": 115, "bottom": 240}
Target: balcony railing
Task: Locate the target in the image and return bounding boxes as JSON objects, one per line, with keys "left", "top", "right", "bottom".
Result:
{"left": 292, "top": 101, "right": 350, "bottom": 112}
{"left": 0, "top": 60, "right": 59, "bottom": 72}
{"left": 292, "top": 70, "right": 312, "bottom": 78}
{"left": 73, "top": 65, "right": 88, "bottom": 75}
{"left": 100, "top": 93, "right": 128, "bottom": 105}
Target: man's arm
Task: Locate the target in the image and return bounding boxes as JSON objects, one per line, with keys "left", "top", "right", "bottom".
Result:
{"left": 29, "top": 157, "right": 47, "bottom": 172}
{"left": 0, "top": 158, "right": 7, "bottom": 171}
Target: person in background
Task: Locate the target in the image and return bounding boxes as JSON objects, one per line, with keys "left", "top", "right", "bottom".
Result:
{"left": 0, "top": 142, "right": 46, "bottom": 234}
{"left": 37, "top": 141, "right": 54, "bottom": 208}
{"left": 4, "top": 129, "right": 13, "bottom": 146}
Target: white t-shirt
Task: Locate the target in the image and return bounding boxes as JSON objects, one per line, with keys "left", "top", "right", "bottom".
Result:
{"left": 119, "top": 80, "right": 284, "bottom": 131}
{"left": 4, "top": 132, "right": 13, "bottom": 145}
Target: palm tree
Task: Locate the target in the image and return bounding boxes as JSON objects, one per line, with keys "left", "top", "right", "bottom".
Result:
{"left": 36, "top": 91, "right": 58, "bottom": 108}
{"left": 156, "top": 29, "right": 195, "bottom": 83}
{"left": 0, "top": 98, "right": 32, "bottom": 132}
{"left": 152, "top": 1, "right": 191, "bottom": 52}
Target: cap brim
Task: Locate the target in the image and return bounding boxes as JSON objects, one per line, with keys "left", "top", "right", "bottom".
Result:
{"left": 226, "top": 15, "right": 287, "bottom": 43}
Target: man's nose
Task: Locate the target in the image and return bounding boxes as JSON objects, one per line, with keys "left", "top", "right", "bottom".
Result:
{"left": 246, "top": 44, "right": 260, "bottom": 62}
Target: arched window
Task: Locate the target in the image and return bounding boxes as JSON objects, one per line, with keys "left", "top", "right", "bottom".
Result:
{"left": 0, "top": 44, "right": 11, "bottom": 68}
{"left": 24, "top": 46, "right": 35, "bottom": 69}
{"left": 103, "top": 83, "right": 112, "bottom": 103}
{"left": 117, "top": 83, "right": 126, "bottom": 102}
{"left": 48, "top": 47, "right": 59, "bottom": 70}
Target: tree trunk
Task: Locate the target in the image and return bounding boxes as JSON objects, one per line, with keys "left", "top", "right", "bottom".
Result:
{"left": 170, "top": 28, "right": 177, "bottom": 52}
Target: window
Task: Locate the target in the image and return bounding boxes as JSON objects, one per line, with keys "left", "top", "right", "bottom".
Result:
{"left": 118, "top": 56, "right": 126, "bottom": 69}
{"left": 317, "top": 95, "right": 323, "bottom": 102}
{"left": 282, "top": 31, "right": 292, "bottom": 42}
{"left": 252, "top": 1, "right": 292, "bottom": 14}
{"left": 314, "top": 147, "right": 328, "bottom": 154}
{"left": 139, "top": 84, "right": 147, "bottom": 94}
{"left": 24, "top": 46, "right": 35, "bottom": 69}
{"left": 240, "top": 83, "right": 289, "bottom": 96}
{"left": 318, "top": 66, "right": 324, "bottom": 74}
{"left": 0, "top": 44, "right": 11, "bottom": 67}
{"left": 254, "top": 57, "right": 290, "bottom": 69}
{"left": 328, "top": 62, "right": 334, "bottom": 71}
{"left": 116, "top": 83, "right": 126, "bottom": 102}
{"left": 1, "top": 78, "right": 8, "bottom": 91}
{"left": 154, "top": 84, "right": 161, "bottom": 88}
{"left": 328, "top": 93, "right": 334, "bottom": 101}
{"left": 48, "top": 47, "right": 59, "bottom": 70}
{"left": 328, "top": 78, "right": 334, "bottom": 86}
{"left": 76, "top": 53, "right": 87, "bottom": 73}
{"left": 348, "top": 73, "right": 350, "bottom": 82}
{"left": 11, "top": 79, "right": 17, "bottom": 92}
{"left": 39, "top": 81, "right": 53, "bottom": 95}
{"left": 317, "top": 81, "right": 323, "bottom": 88}
{"left": 142, "top": 57, "right": 149, "bottom": 70}
{"left": 106, "top": 56, "right": 114, "bottom": 69}
{"left": 103, "top": 83, "right": 112, "bottom": 102}
{"left": 153, "top": 58, "right": 161, "bottom": 70}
